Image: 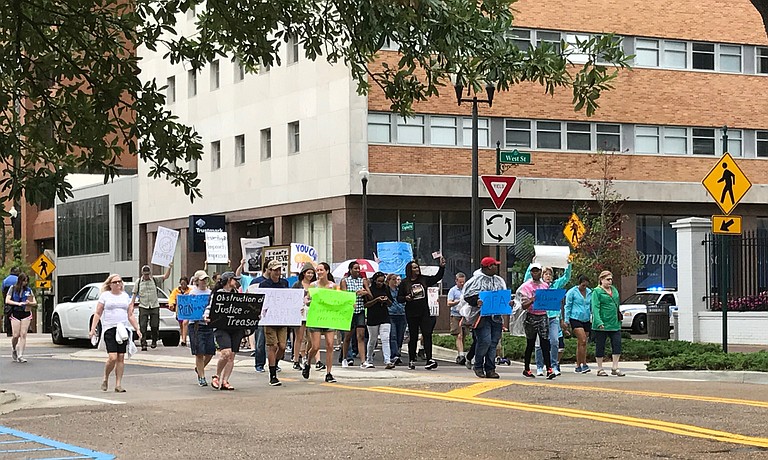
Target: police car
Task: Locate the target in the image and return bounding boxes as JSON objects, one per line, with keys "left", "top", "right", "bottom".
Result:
{"left": 619, "top": 288, "right": 678, "bottom": 334}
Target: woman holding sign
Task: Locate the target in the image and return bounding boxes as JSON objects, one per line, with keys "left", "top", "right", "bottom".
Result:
{"left": 591, "top": 271, "right": 624, "bottom": 377}
{"left": 168, "top": 276, "right": 191, "bottom": 347}
{"left": 305, "top": 262, "right": 338, "bottom": 383}
{"left": 189, "top": 271, "right": 215, "bottom": 387}
{"left": 204, "top": 272, "right": 244, "bottom": 390}
{"left": 397, "top": 257, "right": 445, "bottom": 371}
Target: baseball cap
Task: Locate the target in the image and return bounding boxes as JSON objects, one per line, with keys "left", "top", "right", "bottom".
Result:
{"left": 480, "top": 257, "right": 501, "bottom": 267}
{"left": 267, "top": 260, "right": 282, "bottom": 271}
{"left": 220, "top": 271, "right": 240, "bottom": 282}
{"left": 141, "top": 265, "right": 151, "bottom": 274}
{"left": 530, "top": 262, "right": 543, "bottom": 270}
{"left": 193, "top": 270, "right": 210, "bottom": 280}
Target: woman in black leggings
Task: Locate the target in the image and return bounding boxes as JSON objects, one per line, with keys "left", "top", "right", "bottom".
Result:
{"left": 397, "top": 258, "right": 445, "bottom": 370}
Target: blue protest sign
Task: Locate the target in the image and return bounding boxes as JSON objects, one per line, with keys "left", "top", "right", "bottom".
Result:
{"left": 176, "top": 294, "right": 210, "bottom": 321}
{"left": 534, "top": 288, "right": 567, "bottom": 311}
{"left": 479, "top": 290, "right": 512, "bottom": 316}
{"left": 377, "top": 241, "right": 413, "bottom": 276}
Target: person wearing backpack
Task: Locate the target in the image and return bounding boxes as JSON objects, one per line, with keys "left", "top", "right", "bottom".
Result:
{"left": 2, "top": 267, "right": 19, "bottom": 337}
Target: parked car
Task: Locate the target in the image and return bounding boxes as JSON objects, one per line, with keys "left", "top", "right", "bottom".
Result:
{"left": 51, "top": 282, "right": 181, "bottom": 347}
{"left": 619, "top": 290, "right": 679, "bottom": 334}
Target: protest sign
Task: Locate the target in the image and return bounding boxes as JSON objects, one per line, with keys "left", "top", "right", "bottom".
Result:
{"left": 534, "top": 288, "right": 567, "bottom": 311}
{"left": 176, "top": 294, "right": 210, "bottom": 321}
{"left": 151, "top": 226, "right": 179, "bottom": 267}
{"left": 241, "top": 237, "right": 270, "bottom": 273}
{"left": 479, "top": 289, "right": 512, "bottom": 316}
{"left": 533, "top": 245, "right": 571, "bottom": 269}
{"left": 376, "top": 242, "right": 413, "bottom": 276}
{"left": 305, "top": 288, "right": 355, "bottom": 331}
{"left": 208, "top": 291, "right": 265, "bottom": 329}
{"left": 428, "top": 287, "right": 440, "bottom": 316}
{"left": 205, "top": 231, "right": 229, "bottom": 264}
{"left": 262, "top": 246, "right": 290, "bottom": 275}
{"left": 252, "top": 288, "right": 305, "bottom": 326}
{"left": 290, "top": 243, "right": 319, "bottom": 273}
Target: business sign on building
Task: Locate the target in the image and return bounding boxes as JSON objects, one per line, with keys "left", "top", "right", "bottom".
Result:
{"left": 189, "top": 215, "right": 226, "bottom": 252}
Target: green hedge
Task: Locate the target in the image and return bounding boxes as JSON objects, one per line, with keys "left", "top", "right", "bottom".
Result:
{"left": 432, "top": 334, "right": 723, "bottom": 364}
{"left": 646, "top": 351, "right": 768, "bottom": 372}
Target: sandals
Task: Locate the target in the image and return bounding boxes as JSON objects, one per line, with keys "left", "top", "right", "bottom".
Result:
{"left": 211, "top": 375, "right": 220, "bottom": 390}
{"left": 114, "top": 386, "right": 126, "bottom": 393}
{"left": 101, "top": 380, "right": 108, "bottom": 391}
{"left": 596, "top": 369, "right": 609, "bottom": 377}
{"left": 220, "top": 381, "right": 235, "bottom": 391}
{"left": 611, "top": 368, "right": 626, "bottom": 377}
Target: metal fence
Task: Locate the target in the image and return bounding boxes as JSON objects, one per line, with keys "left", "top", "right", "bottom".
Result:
{"left": 704, "top": 230, "right": 768, "bottom": 311}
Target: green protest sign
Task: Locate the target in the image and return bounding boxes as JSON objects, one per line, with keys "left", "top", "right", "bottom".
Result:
{"left": 306, "top": 288, "right": 356, "bottom": 331}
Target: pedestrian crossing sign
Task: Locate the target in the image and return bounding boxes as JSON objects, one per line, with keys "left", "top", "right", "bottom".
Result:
{"left": 32, "top": 253, "right": 55, "bottom": 279}
{"left": 702, "top": 152, "right": 752, "bottom": 215}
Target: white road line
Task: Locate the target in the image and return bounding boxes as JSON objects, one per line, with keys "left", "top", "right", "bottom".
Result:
{"left": 46, "top": 393, "right": 126, "bottom": 405}
{"left": 625, "top": 374, "right": 710, "bottom": 382}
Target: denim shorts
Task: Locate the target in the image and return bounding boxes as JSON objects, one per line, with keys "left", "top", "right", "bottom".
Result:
{"left": 189, "top": 323, "right": 216, "bottom": 356}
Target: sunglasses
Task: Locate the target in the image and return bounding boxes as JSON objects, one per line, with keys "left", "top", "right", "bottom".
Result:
{"left": 111, "top": 280, "right": 123, "bottom": 284}
{"left": 605, "top": 278, "right": 613, "bottom": 281}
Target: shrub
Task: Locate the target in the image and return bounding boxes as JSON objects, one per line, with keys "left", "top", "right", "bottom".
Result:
{"left": 647, "top": 351, "right": 768, "bottom": 372}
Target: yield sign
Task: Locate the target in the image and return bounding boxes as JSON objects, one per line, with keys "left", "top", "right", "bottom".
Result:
{"left": 481, "top": 175, "right": 517, "bottom": 210}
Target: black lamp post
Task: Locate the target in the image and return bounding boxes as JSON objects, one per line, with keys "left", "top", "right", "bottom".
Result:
{"left": 360, "top": 169, "right": 370, "bottom": 258}
{"left": 453, "top": 77, "right": 495, "bottom": 268}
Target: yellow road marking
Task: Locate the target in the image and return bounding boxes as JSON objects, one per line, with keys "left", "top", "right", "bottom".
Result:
{"left": 444, "top": 381, "right": 513, "bottom": 398}
{"left": 503, "top": 380, "right": 768, "bottom": 410}
{"left": 331, "top": 384, "right": 768, "bottom": 449}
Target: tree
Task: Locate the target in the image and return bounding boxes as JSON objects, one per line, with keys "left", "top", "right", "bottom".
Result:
{"left": 1, "top": 0, "right": 630, "bottom": 206}
{"left": 571, "top": 150, "right": 642, "bottom": 287}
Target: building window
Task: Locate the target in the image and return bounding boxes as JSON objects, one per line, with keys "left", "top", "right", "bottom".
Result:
{"left": 566, "top": 122, "right": 591, "bottom": 150}
{"left": 536, "top": 31, "right": 561, "bottom": 52}
{"left": 430, "top": 116, "right": 457, "bottom": 146}
{"left": 288, "top": 121, "right": 300, "bottom": 153}
{"left": 188, "top": 69, "right": 197, "bottom": 97}
{"left": 636, "top": 215, "right": 682, "bottom": 290}
{"left": 56, "top": 195, "right": 109, "bottom": 257}
{"left": 692, "top": 43, "right": 715, "bottom": 70}
{"left": 368, "top": 113, "right": 391, "bottom": 143}
{"left": 565, "top": 33, "right": 591, "bottom": 64}
{"left": 292, "top": 213, "right": 333, "bottom": 263}
{"left": 381, "top": 38, "right": 400, "bottom": 51}
{"left": 757, "top": 131, "right": 768, "bottom": 157}
{"left": 718, "top": 45, "right": 742, "bottom": 73}
{"left": 287, "top": 34, "right": 300, "bottom": 64}
{"left": 234, "top": 59, "right": 245, "bottom": 82}
{"left": 635, "top": 126, "right": 660, "bottom": 154}
{"left": 186, "top": 6, "right": 195, "bottom": 20}
{"left": 663, "top": 41, "right": 687, "bottom": 69}
{"left": 397, "top": 115, "right": 424, "bottom": 144}
{"left": 211, "top": 141, "right": 221, "bottom": 170}
{"left": 462, "top": 118, "right": 489, "bottom": 147}
{"left": 189, "top": 158, "right": 198, "bottom": 174}
{"left": 663, "top": 127, "right": 688, "bottom": 155}
{"left": 210, "top": 60, "right": 220, "bottom": 90}
{"left": 596, "top": 123, "right": 621, "bottom": 151}
{"left": 758, "top": 48, "right": 768, "bottom": 74}
{"left": 537, "top": 121, "right": 562, "bottom": 149}
{"left": 166, "top": 76, "right": 176, "bottom": 104}
{"left": 261, "top": 128, "right": 271, "bottom": 160}
{"left": 635, "top": 39, "right": 659, "bottom": 67}
{"left": 235, "top": 135, "right": 246, "bottom": 164}
{"left": 726, "top": 129, "right": 742, "bottom": 156}
{"left": 509, "top": 29, "right": 531, "bottom": 51}
{"left": 505, "top": 120, "right": 531, "bottom": 148}
{"left": 115, "top": 202, "right": 132, "bottom": 262}
{"left": 692, "top": 128, "right": 716, "bottom": 155}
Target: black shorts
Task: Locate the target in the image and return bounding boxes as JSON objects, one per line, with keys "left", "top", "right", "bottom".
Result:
{"left": 214, "top": 329, "right": 245, "bottom": 352}
{"left": 350, "top": 312, "right": 366, "bottom": 329}
{"left": 569, "top": 319, "right": 592, "bottom": 335}
{"left": 103, "top": 327, "right": 128, "bottom": 354}
{"left": 10, "top": 310, "right": 31, "bottom": 321}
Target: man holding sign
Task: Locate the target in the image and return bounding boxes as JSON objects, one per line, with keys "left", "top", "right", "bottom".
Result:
{"left": 461, "top": 257, "right": 511, "bottom": 379}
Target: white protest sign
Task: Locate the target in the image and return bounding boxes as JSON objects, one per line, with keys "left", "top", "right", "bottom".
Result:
{"left": 151, "top": 226, "right": 179, "bottom": 267}
{"left": 428, "top": 286, "right": 440, "bottom": 317}
{"left": 252, "top": 288, "right": 305, "bottom": 326}
{"left": 262, "top": 246, "right": 290, "bottom": 275}
{"left": 205, "top": 231, "right": 229, "bottom": 264}
{"left": 290, "top": 243, "right": 319, "bottom": 273}
{"left": 241, "top": 237, "right": 270, "bottom": 273}
{"left": 533, "top": 245, "right": 571, "bottom": 269}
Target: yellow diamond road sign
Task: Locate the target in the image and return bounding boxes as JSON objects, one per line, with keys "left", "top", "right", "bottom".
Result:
{"left": 712, "top": 215, "right": 742, "bottom": 235}
{"left": 563, "top": 213, "right": 586, "bottom": 248}
{"left": 702, "top": 152, "right": 752, "bottom": 215}
{"left": 32, "top": 253, "right": 55, "bottom": 279}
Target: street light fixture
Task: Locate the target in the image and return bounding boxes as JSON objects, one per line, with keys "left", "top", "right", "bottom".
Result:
{"left": 360, "top": 169, "right": 370, "bottom": 258}
{"left": 452, "top": 75, "right": 495, "bottom": 268}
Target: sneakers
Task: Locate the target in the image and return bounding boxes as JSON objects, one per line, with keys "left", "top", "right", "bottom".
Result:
{"left": 198, "top": 377, "right": 208, "bottom": 387}
{"left": 465, "top": 357, "right": 473, "bottom": 370}
{"left": 293, "top": 361, "right": 302, "bottom": 370}
{"left": 341, "top": 360, "right": 350, "bottom": 368}
{"left": 255, "top": 365, "right": 265, "bottom": 373}
{"left": 474, "top": 369, "right": 486, "bottom": 378}
{"left": 361, "top": 362, "right": 375, "bottom": 369}
{"left": 574, "top": 365, "right": 584, "bottom": 373}
{"left": 324, "top": 373, "right": 337, "bottom": 383}
{"left": 11, "top": 349, "right": 17, "bottom": 362}
{"left": 456, "top": 355, "right": 466, "bottom": 365}
{"left": 425, "top": 359, "right": 438, "bottom": 370}
{"left": 316, "top": 361, "right": 326, "bottom": 370}
{"left": 486, "top": 371, "right": 500, "bottom": 379}
{"left": 302, "top": 363, "right": 311, "bottom": 380}
{"left": 16, "top": 356, "right": 27, "bottom": 363}
{"left": 536, "top": 367, "right": 544, "bottom": 376}
{"left": 269, "top": 376, "right": 282, "bottom": 386}
{"left": 554, "top": 366, "right": 561, "bottom": 376}
{"left": 393, "top": 357, "right": 403, "bottom": 366}
{"left": 151, "top": 342, "right": 157, "bottom": 349}
{"left": 522, "top": 369, "right": 535, "bottom": 378}
{"left": 546, "top": 368, "right": 557, "bottom": 380}
{"left": 385, "top": 362, "right": 395, "bottom": 369}
{"left": 141, "top": 345, "right": 148, "bottom": 352}
{"left": 408, "top": 360, "right": 416, "bottom": 370}
{"left": 581, "top": 364, "right": 592, "bottom": 374}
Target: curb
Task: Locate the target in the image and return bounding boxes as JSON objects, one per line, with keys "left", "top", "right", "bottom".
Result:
{"left": 0, "top": 391, "right": 17, "bottom": 406}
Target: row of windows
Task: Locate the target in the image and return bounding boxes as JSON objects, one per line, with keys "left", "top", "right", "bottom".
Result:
{"left": 368, "top": 112, "right": 768, "bottom": 157}
{"left": 192, "top": 122, "right": 301, "bottom": 172}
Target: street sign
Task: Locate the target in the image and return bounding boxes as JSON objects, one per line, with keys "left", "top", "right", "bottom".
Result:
{"left": 482, "top": 209, "right": 516, "bottom": 245}
{"left": 400, "top": 221, "right": 414, "bottom": 232}
{"left": 712, "top": 215, "right": 742, "bottom": 235}
{"left": 563, "top": 213, "right": 586, "bottom": 248}
{"left": 35, "top": 279, "right": 52, "bottom": 289}
{"left": 702, "top": 152, "right": 752, "bottom": 215}
{"left": 481, "top": 175, "right": 517, "bottom": 210}
{"left": 31, "top": 253, "right": 55, "bottom": 279}
{"left": 499, "top": 149, "right": 531, "bottom": 164}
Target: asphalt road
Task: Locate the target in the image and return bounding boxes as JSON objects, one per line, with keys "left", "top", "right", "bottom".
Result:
{"left": 1, "top": 341, "right": 768, "bottom": 459}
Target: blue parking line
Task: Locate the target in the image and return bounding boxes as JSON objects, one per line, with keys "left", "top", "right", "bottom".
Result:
{"left": 0, "top": 426, "right": 114, "bottom": 459}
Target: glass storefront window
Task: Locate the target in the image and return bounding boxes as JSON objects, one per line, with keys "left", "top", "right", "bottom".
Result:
{"left": 636, "top": 215, "right": 682, "bottom": 290}
{"left": 441, "top": 211, "right": 471, "bottom": 287}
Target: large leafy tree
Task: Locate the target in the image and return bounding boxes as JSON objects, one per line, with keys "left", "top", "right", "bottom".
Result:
{"left": 1, "top": 0, "right": 630, "bottom": 206}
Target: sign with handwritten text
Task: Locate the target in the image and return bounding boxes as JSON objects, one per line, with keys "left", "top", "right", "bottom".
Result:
{"left": 176, "top": 294, "right": 210, "bottom": 321}
{"left": 305, "top": 288, "right": 355, "bottom": 331}
{"left": 251, "top": 288, "right": 306, "bottom": 326}
{"left": 208, "top": 291, "right": 265, "bottom": 329}
{"left": 479, "top": 289, "right": 512, "bottom": 316}
{"left": 534, "top": 288, "right": 567, "bottom": 312}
